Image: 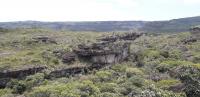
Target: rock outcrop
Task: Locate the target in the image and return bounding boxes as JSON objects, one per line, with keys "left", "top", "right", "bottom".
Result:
{"left": 0, "top": 32, "right": 142, "bottom": 80}
{"left": 46, "top": 66, "right": 87, "bottom": 78}
{"left": 190, "top": 26, "right": 200, "bottom": 36}
{"left": 0, "top": 65, "right": 47, "bottom": 88}
{"left": 62, "top": 52, "right": 76, "bottom": 63}
{"left": 74, "top": 42, "right": 131, "bottom": 64}
{"left": 74, "top": 32, "right": 142, "bottom": 64}
{"left": 98, "top": 32, "right": 142, "bottom": 42}
{"left": 182, "top": 26, "right": 200, "bottom": 44}
{"left": 0, "top": 65, "right": 47, "bottom": 78}
{"left": 48, "top": 32, "right": 142, "bottom": 78}
{"left": 32, "top": 36, "right": 57, "bottom": 44}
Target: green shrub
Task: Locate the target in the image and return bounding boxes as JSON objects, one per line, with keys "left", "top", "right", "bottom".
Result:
{"left": 168, "top": 49, "right": 182, "bottom": 59}
{"left": 156, "top": 79, "right": 181, "bottom": 89}
{"left": 78, "top": 80, "right": 100, "bottom": 97}
{"left": 160, "top": 50, "right": 169, "bottom": 58}
{"left": 95, "top": 71, "right": 112, "bottom": 82}
{"left": 125, "top": 67, "right": 144, "bottom": 78}
{"left": 157, "top": 60, "right": 194, "bottom": 72}
{"left": 119, "top": 76, "right": 144, "bottom": 95}
{"left": 6, "top": 80, "right": 26, "bottom": 94}
{"left": 99, "top": 92, "right": 120, "bottom": 97}
{"left": 180, "top": 74, "right": 200, "bottom": 97}
{"left": 0, "top": 89, "right": 12, "bottom": 97}
{"left": 98, "top": 83, "right": 119, "bottom": 93}
{"left": 27, "top": 80, "right": 100, "bottom": 97}
{"left": 25, "top": 73, "right": 45, "bottom": 90}
{"left": 111, "top": 64, "right": 127, "bottom": 72}
{"left": 128, "top": 76, "right": 145, "bottom": 87}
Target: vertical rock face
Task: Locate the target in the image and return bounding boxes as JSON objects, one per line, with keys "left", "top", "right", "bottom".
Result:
{"left": 74, "top": 33, "right": 142, "bottom": 64}
{"left": 0, "top": 65, "right": 46, "bottom": 78}
{"left": 74, "top": 42, "right": 130, "bottom": 64}
{"left": 0, "top": 32, "right": 142, "bottom": 80}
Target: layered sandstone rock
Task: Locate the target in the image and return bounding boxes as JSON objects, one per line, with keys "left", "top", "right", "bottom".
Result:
{"left": 0, "top": 65, "right": 46, "bottom": 78}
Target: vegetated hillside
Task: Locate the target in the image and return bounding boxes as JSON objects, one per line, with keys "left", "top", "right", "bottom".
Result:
{"left": 141, "top": 16, "right": 200, "bottom": 33}
{"left": 0, "top": 21, "right": 146, "bottom": 32}
{"left": 0, "top": 28, "right": 199, "bottom": 97}
{"left": 1, "top": 16, "right": 200, "bottom": 32}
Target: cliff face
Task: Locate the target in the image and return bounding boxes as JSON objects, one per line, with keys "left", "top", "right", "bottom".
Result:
{"left": 74, "top": 42, "right": 130, "bottom": 64}
{"left": 74, "top": 33, "right": 142, "bottom": 64}
{"left": 49, "top": 32, "right": 142, "bottom": 78}
{"left": 0, "top": 32, "right": 142, "bottom": 81}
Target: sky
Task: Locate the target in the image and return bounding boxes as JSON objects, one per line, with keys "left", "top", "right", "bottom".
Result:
{"left": 0, "top": 0, "right": 200, "bottom": 22}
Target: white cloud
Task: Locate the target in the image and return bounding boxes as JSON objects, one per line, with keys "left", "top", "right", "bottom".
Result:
{"left": 183, "top": 0, "right": 200, "bottom": 4}
{"left": 0, "top": 0, "right": 199, "bottom": 21}
{"left": 0, "top": 0, "right": 139, "bottom": 21}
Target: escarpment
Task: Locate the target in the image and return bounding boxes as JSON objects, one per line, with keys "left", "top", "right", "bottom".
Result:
{"left": 74, "top": 42, "right": 131, "bottom": 64}
{"left": 0, "top": 32, "right": 142, "bottom": 80}
{"left": 0, "top": 65, "right": 47, "bottom": 88}
{"left": 49, "top": 32, "right": 142, "bottom": 78}
{"left": 0, "top": 65, "right": 47, "bottom": 79}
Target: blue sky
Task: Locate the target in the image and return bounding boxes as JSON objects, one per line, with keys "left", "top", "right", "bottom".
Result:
{"left": 0, "top": 0, "right": 200, "bottom": 22}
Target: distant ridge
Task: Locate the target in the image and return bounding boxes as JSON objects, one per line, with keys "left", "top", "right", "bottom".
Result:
{"left": 1, "top": 16, "right": 200, "bottom": 32}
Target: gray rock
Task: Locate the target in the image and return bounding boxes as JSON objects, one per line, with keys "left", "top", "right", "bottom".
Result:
{"left": 0, "top": 65, "right": 47, "bottom": 78}
{"left": 32, "top": 36, "right": 57, "bottom": 44}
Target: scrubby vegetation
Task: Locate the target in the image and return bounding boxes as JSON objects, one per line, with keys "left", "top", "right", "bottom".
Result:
{"left": 0, "top": 28, "right": 199, "bottom": 97}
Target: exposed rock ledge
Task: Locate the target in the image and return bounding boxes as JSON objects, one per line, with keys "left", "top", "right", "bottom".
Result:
{"left": 0, "top": 32, "right": 142, "bottom": 84}
{"left": 0, "top": 65, "right": 47, "bottom": 78}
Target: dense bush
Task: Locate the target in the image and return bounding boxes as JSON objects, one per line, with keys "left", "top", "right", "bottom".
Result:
{"left": 157, "top": 60, "right": 194, "bottom": 73}
{"left": 125, "top": 67, "right": 144, "bottom": 78}
{"left": 156, "top": 79, "right": 181, "bottom": 89}
{"left": 0, "top": 89, "right": 12, "bottom": 97}
{"left": 95, "top": 71, "right": 112, "bottom": 82}
{"left": 25, "top": 73, "right": 45, "bottom": 90}
{"left": 181, "top": 74, "right": 200, "bottom": 97}
{"left": 0, "top": 29, "right": 199, "bottom": 96}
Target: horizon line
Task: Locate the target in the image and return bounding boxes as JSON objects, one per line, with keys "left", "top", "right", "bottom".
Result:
{"left": 0, "top": 15, "right": 199, "bottom": 23}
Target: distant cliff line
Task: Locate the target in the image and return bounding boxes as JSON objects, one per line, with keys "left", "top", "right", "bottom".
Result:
{"left": 1, "top": 16, "right": 200, "bottom": 33}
